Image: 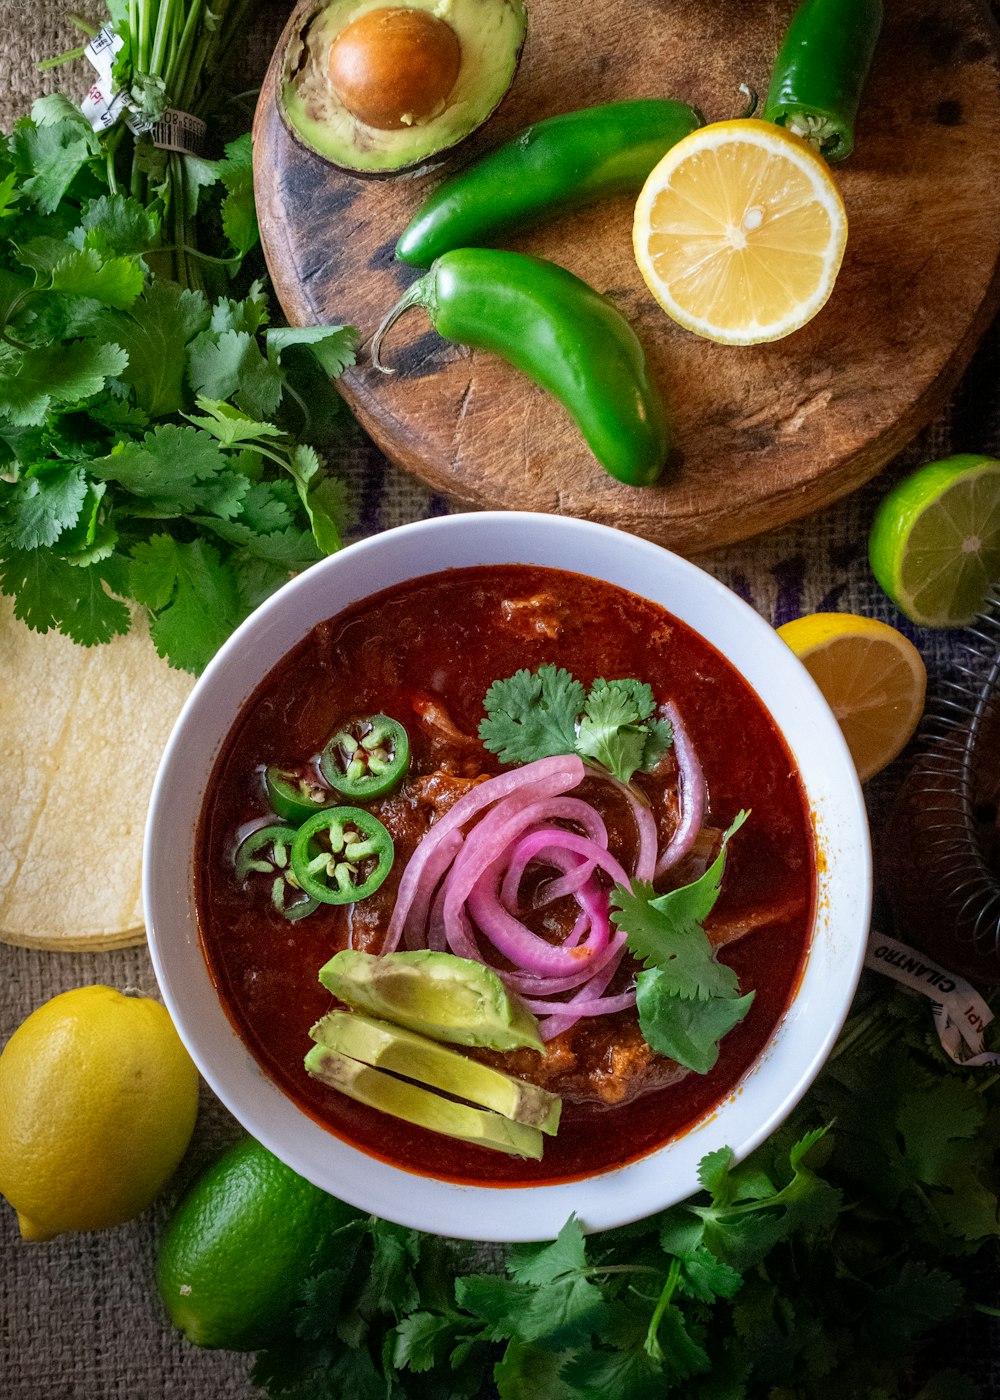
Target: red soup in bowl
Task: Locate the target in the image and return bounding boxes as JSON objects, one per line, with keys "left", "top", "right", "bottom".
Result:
{"left": 195, "top": 562, "right": 815, "bottom": 1187}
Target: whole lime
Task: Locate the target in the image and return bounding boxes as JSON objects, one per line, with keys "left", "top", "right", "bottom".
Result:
{"left": 0, "top": 985, "right": 198, "bottom": 1241}
{"left": 156, "top": 1135, "right": 360, "bottom": 1350}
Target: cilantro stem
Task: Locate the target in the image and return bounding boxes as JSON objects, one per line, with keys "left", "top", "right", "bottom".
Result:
{"left": 68, "top": 11, "right": 99, "bottom": 36}
{"left": 645, "top": 1257, "right": 681, "bottom": 1357}
{"left": 1, "top": 330, "right": 34, "bottom": 353}
{"left": 283, "top": 377, "right": 313, "bottom": 434}
{"left": 157, "top": 244, "right": 243, "bottom": 267}
{"left": 588, "top": 1264, "right": 664, "bottom": 1279}
{"left": 36, "top": 46, "right": 87, "bottom": 71}
{"left": 170, "top": 153, "right": 191, "bottom": 291}
{"left": 150, "top": 0, "right": 177, "bottom": 78}
{"left": 0, "top": 289, "right": 34, "bottom": 346}
{"left": 138, "top": 0, "right": 152, "bottom": 74}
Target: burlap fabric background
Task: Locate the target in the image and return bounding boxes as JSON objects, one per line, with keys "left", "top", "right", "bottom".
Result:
{"left": 2, "top": 2, "right": 1000, "bottom": 1395}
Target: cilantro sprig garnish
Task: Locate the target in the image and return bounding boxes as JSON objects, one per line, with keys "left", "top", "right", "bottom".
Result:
{"left": 612, "top": 812, "right": 753, "bottom": 1073}
{"left": 248, "top": 987, "right": 1000, "bottom": 1399}
{"left": 479, "top": 664, "right": 673, "bottom": 783}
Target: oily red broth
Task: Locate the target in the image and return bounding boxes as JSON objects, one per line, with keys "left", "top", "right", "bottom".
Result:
{"left": 196, "top": 565, "right": 815, "bottom": 1186}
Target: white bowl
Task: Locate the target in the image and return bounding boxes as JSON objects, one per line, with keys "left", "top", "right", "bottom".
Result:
{"left": 144, "top": 512, "right": 870, "bottom": 1242}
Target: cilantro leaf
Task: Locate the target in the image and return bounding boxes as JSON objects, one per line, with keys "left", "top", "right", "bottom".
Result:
{"left": 495, "top": 1340, "right": 579, "bottom": 1400}
{"left": 285, "top": 443, "right": 346, "bottom": 555}
{"left": 611, "top": 813, "right": 749, "bottom": 994}
{"left": 505, "top": 1217, "right": 610, "bottom": 1346}
{"left": 129, "top": 534, "right": 242, "bottom": 672}
{"left": 0, "top": 463, "right": 88, "bottom": 549}
{"left": 636, "top": 979, "right": 755, "bottom": 1073}
{"left": 48, "top": 246, "right": 145, "bottom": 309}
{"left": 612, "top": 881, "right": 740, "bottom": 1000}
{"left": 576, "top": 678, "right": 658, "bottom": 783}
{"left": 210, "top": 284, "right": 270, "bottom": 335}
{"left": 218, "top": 134, "right": 259, "bottom": 256}
{"left": 233, "top": 525, "right": 321, "bottom": 568}
{"left": 454, "top": 1274, "right": 533, "bottom": 1343}
{"left": 0, "top": 546, "right": 130, "bottom": 644}
{"left": 189, "top": 327, "right": 284, "bottom": 419}
{"left": 0, "top": 171, "right": 17, "bottom": 221}
{"left": 860, "top": 1261, "right": 963, "bottom": 1348}
{"left": 185, "top": 396, "right": 286, "bottom": 447}
{"left": 479, "top": 664, "right": 673, "bottom": 780}
{"left": 690, "top": 1128, "right": 841, "bottom": 1273}
{"left": 231, "top": 555, "right": 294, "bottom": 613}
{"left": 356, "top": 1218, "right": 422, "bottom": 1320}
{"left": 10, "top": 116, "right": 99, "bottom": 213}
{"left": 392, "top": 1311, "right": 468, "bottom": 1373}
{"left": 30, "top": 94, "right": 90, "bottom": 129}
{"left": 675, "top": 1244, "right": 743, "bottom": 1304}
{"left": 267, "top": 325, "right": 360, "bottom": 378}
{"left": 0, "top": 340, "right": 128, "bottom": 425}
{"left": 238, "top": 480, "right": 299, "bottom": 533}
{"left": 480, "top": 664, "right": 586, "bottom": 765}
{"left": 89, "top": 424, "right": 230, "bottom": 512}
{"left": 508, "top": 1216, "right": 590, "bottom": 1287}
{"left": 75, "top": 193, "right": 160, "bottom": 257}
{"left": 560, "top": 1345, "right": 666, "bottom": 1400}
{"left": 97, "top": 281, "right": 211, "bottom": 416}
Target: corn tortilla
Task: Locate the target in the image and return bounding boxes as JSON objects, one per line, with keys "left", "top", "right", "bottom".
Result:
{"left": 0, "top": 598, "right": 194, "bottom": 949}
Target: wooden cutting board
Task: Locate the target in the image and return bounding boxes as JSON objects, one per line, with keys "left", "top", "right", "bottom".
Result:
{"left": 254, "top": 0, "right": 1000, "bottom": 553}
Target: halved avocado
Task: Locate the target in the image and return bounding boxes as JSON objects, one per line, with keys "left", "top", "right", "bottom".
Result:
{"left": 279, "top": 0, "right": 527, "bottom": 175}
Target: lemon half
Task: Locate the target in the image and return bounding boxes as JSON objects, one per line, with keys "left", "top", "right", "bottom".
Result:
{"left": 633, "top": 119, "right": 848, "bottom": 345}
{"left": 778, "top": 613, "right": 926, "bottom": 782}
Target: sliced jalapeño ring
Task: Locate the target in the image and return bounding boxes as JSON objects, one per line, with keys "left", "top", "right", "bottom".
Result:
{"left": 319, "top": 714, "right": 410, "bottom": 801}
{"left": 233, "top": 823, "right": 320, "bottom": 922}
{"left": 264, "top": 765, "right": 333, "bottom": 823}
{"left": 290, "top": 807, "right": 395, "bottom": 905}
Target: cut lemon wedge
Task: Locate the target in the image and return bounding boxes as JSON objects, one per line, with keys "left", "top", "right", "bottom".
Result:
{"left": 777, "top": 613, "right": 926, "bottom": 782}
{"left": 633, "top": 119, "right": 848, "bottom": 345}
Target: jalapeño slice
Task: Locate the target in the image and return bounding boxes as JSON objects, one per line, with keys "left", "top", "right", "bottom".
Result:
{"left": 319, "top": 715, "right": 410, "bottom": 801}
{"left": 233, "top": 823, "right": 319, "bottom": 922}
{"left": 264, "top": 765, "right": 332, "bottom": 823}
{"left": 290, "top": 807, "right": 394, "bottom": 905}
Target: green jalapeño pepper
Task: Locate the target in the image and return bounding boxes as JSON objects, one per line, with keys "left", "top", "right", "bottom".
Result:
{"left": 319, "top": 715, "right": 410, "bottom": 800}
{"left": 763, "top": 0, "right": 884, "bottom": 161}
{"left": 371, "top": 250, "right": 670, "bottom": 488}
{"left": 234, "top": 823, "right": 319, "bottom": 922}
{"left": 290, "top": 807, "right": 394, "bottom": 905}
{"left": 395, "top": 99, "right": 704, "bottom": 268}
{"left": 264, "top": 765, "right": 332, "bottom": 823}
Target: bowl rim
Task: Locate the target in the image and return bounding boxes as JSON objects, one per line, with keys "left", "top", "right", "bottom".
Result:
{"left": 144, "top": 510, "right": 872, "bottom": 1241}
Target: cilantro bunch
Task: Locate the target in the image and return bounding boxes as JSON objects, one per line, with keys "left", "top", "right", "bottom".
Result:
{"left": 479, "top": 665, "right": 674, "bottom": 784}
{"left": 251, "top": 988, "right": 1000, "bottom": 1400}
{"left": 1, "top": 96, "right": 356, "bottom": 672}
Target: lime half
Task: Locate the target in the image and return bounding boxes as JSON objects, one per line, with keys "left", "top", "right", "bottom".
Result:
{"left": 869, "top": 455, "right": 1000, "bottom": 627}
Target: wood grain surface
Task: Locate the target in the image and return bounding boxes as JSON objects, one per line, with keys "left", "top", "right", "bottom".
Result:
{"left": 254, "top": 0, "right": 1000, "bottom": 553}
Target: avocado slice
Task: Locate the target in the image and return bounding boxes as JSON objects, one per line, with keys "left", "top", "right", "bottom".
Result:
{"left": 304, "top": 1044, "right": 543, "bottom": 1159}
{"left": 318, "top": 948, "right": 545, "bottom": 1052}
{"left": 279, "top": 0, "right": 527, "bottom": 174}
{"left": 310, "top": 1010, "right": 561, "bottom": 1133}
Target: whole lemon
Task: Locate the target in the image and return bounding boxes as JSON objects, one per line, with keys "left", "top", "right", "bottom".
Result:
{"left": 157, "top": 1135, "right": 360, "bottom": 1350}
{"left": 0, "top": 985, "right": 199, "bottom": 1240}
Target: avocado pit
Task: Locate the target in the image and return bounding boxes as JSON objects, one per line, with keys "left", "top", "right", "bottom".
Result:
{"left": 279, "top": 0, "right": 527, "bottom": 174}
{"left": 328, "top": 8, "right": 462, "bottom": 130}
